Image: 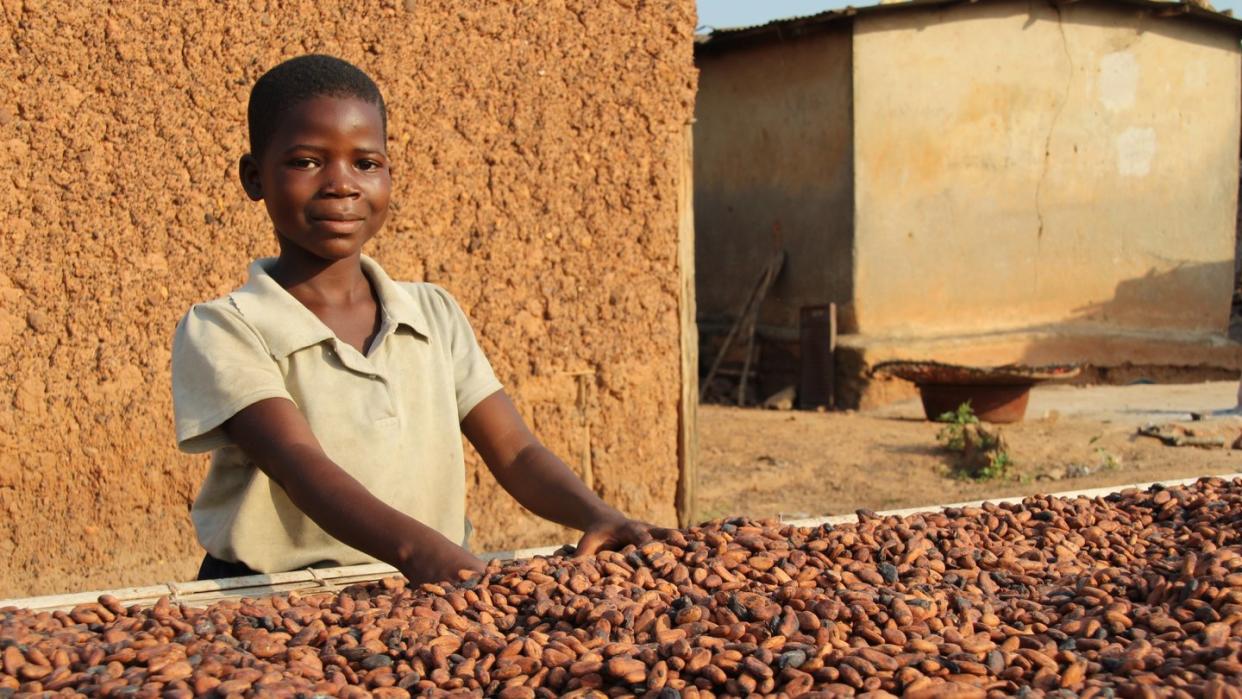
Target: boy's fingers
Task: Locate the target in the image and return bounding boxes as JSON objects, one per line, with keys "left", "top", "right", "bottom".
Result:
{"left": 574, "top": 531, "right": 606, "bottom": 557}
{"left": 631, "top": 524, "right": 655, "bottom": 544}
{"left": 575, "top": 520, "right": 664, "bottom": 557}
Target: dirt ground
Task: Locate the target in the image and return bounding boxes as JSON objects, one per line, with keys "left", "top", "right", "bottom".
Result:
{"left": 696, "top": 382, "right": 1242, "bottom": 523}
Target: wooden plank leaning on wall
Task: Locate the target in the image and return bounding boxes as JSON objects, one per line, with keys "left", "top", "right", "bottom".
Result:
{"left": 677, "top": 121, "right": 699, "bottom": 528}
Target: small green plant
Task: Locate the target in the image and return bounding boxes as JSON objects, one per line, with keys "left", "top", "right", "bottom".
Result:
{"left": 936, "top": 401, "right": 978, "bottom": 450}
{"left": 935, "top": 402, "right": 1014, "bottom": 481}
{"left": 979, "top": 450, "right": 1012, "bottom": 481}
{"left": 1094, "top": 446, "right": 1120, "bottom": 471}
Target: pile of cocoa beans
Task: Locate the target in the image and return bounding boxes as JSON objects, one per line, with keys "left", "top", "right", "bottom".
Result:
{"left": 2, "top": 477, "right": 1240, "bottom": 698}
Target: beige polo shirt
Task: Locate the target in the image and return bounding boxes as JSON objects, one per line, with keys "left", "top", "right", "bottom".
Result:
{"left": 171, "top": 255, "right": 502, "bottom": 573}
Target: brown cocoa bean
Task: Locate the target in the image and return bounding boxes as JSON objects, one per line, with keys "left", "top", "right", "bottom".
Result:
{"left": 0, "top": 478, "right": 1239, "bottom": 696}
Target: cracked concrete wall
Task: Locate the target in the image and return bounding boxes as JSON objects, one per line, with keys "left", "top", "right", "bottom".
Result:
{"left": 852, "top": 1, "right": 1241, "bottom": 337}
{"left": 0, "top": 1, "right": 697, "bottom": 597}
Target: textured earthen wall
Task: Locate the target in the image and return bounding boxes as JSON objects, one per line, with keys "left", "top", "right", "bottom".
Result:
{"left": 0, "top": 1, "right": 696, "bottom": 596}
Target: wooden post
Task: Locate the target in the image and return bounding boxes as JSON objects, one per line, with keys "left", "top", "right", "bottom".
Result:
{"left": 799, "top": 304, "right": 837, "bottom": 409}
{"left": 676, "top": 121, "right": 699, "bottom": 528}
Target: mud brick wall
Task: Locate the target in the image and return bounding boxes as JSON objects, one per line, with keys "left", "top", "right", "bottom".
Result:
{"left": 0, "top": 1, "right": 696, "bottom": 596}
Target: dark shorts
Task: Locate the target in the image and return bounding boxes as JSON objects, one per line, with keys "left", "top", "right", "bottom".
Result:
{"left": 197, "top": 554, "right": 261, "bottom": 580}
{"left": 196, "top": 554, "right": 344, "bottom": 580}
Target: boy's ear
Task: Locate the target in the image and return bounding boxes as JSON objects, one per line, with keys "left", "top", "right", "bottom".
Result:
{"left": 238, "top": 154, "right": 263, "bottom": 201}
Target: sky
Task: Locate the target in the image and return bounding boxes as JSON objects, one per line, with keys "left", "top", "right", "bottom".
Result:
{"left": 696, "top": 0, "right": 1242, "bottom": 32}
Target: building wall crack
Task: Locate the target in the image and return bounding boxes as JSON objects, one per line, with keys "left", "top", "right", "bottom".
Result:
{"left": 1035, "top": 1, "right": 1075, "bottom": 241}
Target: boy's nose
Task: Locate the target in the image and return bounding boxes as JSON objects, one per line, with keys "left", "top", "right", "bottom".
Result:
{"left": 320, "top": 163, "right": 360, "bottom": 197}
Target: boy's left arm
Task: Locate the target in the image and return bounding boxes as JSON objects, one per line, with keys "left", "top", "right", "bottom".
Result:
{"left": 461, "top": 390, "right": 663, "bottom": 556}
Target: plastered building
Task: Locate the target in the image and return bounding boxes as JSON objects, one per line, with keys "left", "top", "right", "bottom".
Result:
{"left": 695, "top": 0, "right": 1242, "bottom": 407}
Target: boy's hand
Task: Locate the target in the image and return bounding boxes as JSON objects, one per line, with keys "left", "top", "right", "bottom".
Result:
{"left": 463, "top": 393, "right": 671, "bottom": 561}
{"left": 574, "top": 514, "right": 666, "bottom": 557}
{"left": 398, "top": 544, "right": 485, "bottom": 586}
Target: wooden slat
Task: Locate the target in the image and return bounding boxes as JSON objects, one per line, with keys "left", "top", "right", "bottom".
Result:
{"left": 677, "top": 121, "right": 699, "bottom": 529}
{"left": 0, "top": 548, "right": 562, "bottom": 612}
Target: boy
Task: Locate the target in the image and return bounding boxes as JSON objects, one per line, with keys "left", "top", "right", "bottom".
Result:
{"left": 172, "top": 55, "right": 653, "bottom": 583}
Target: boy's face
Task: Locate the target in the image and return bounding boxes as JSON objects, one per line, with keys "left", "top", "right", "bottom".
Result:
{"left": 240, "top": 96, "right": 390, "bottom": 262}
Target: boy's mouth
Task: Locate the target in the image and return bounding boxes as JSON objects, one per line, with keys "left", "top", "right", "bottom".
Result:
{"left": 310, "top": 217, "right": 367, "bottom": 234}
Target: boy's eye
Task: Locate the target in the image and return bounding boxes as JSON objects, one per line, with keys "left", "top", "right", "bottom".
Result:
{"left": 357, "top": 159, "right": 383, "bottom": 172}
{"left": 288, "top": 158, "right": 318, "bottom": 169}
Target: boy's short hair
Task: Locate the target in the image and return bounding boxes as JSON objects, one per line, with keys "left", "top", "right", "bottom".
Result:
{"left": 247, "top": 54, "right": 387, "bottom": 159}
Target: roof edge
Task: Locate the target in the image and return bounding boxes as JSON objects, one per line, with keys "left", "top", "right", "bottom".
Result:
{"left": 695, "top": 0, "right": 1242, "bottom": 53}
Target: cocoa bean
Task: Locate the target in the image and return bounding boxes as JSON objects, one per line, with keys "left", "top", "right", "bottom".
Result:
{"left": 0, "top": 478, "right": 1239, "bottom": 696}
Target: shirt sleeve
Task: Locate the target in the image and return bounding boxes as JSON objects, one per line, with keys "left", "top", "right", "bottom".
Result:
{"left": 427, "top": 286, "right": 504, "bottom": 421}
{"left": 171, "top": 301, "right": 293, "bottom": 453}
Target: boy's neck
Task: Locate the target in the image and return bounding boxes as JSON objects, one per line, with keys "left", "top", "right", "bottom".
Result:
{"left": 269, "top": 247, "right": 373, "bottom": 307}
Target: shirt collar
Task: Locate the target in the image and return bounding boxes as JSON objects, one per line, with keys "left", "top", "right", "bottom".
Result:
{"left": 229, "top": 255, "right": 430, "bottom": 360}
{"left": 360, "top": 255, "right": 431, "bottom": 338}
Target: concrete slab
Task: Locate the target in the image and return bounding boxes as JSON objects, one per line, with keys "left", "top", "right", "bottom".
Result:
{"left": 866, "top": 380, "right": 1242, "bottom": 426}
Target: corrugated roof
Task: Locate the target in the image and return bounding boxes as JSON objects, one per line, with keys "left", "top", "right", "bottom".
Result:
{"left": 695, "top": 0, "right": 1242, "bottom": 51}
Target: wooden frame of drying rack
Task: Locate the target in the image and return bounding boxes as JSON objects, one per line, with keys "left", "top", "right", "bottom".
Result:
{"left": 4, "top": 473, "right": 1238, "bottom": 612}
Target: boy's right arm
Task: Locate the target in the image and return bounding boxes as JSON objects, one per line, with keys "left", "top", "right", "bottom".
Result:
{"left": 223, "top": 397, "right": 485, "bottom": 584}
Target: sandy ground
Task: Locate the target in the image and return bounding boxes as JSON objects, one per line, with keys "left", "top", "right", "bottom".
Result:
{"left": 696, "top": 381, "right": 1242, "bottom": 523}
